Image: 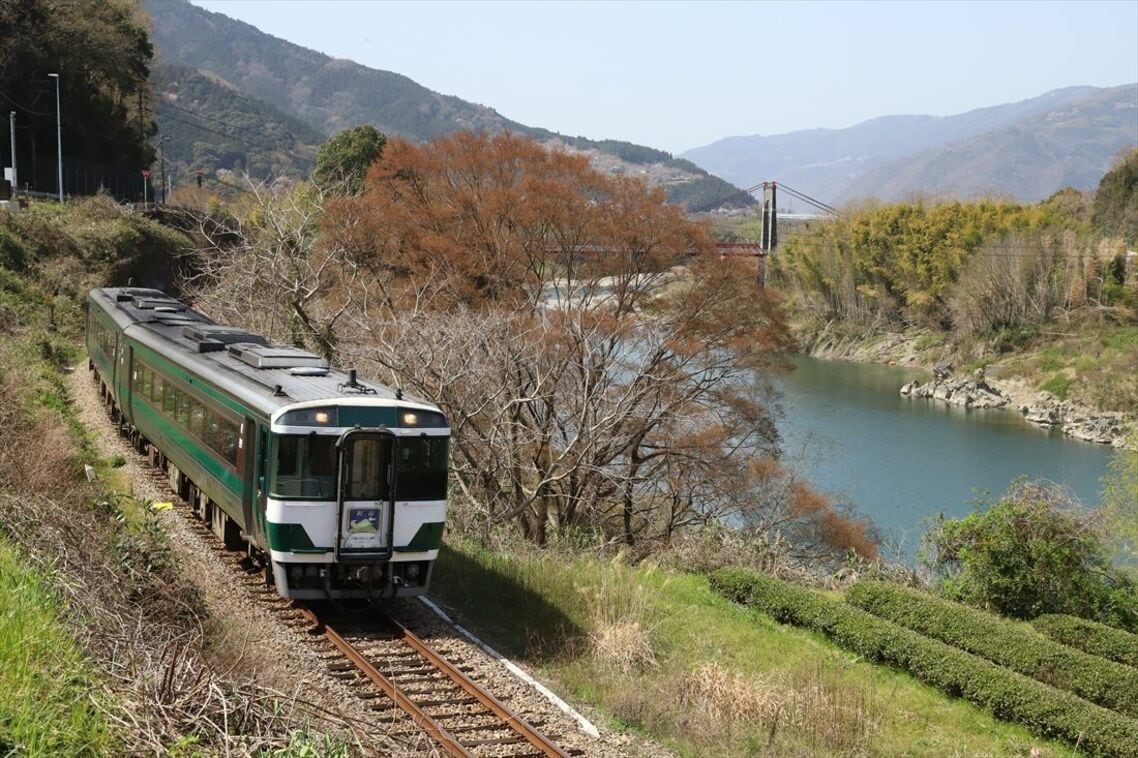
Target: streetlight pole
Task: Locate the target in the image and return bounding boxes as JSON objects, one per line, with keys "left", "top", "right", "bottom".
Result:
{"left": 48, "top": 73, "right": 62, "bottom": 202}
{"left": 8, "top": 111, "right": 16, "bottom": 194}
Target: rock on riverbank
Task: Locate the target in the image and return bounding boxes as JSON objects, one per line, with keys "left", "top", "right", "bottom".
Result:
{"left": 900, "top": 368, "right": 1129, "bottom": 446}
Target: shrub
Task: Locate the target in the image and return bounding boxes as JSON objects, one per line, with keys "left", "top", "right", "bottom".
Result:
{"left": 710, "top": 568, "right": 1138, "bottom": 756}
{"left": 1032, "top": 614, "right": 1138, "bottom": 668}
{"left": 921, "top": 480, "right": 1138, "bottom": 629}
{"left": 847, "top": 581, "right": 1138, "bottom": 717}
{"left": 1038, "top": 374, "right": 1072, "bottom": 399}
{"left": 0, "top": 224, "right": 31, "bottom": 271}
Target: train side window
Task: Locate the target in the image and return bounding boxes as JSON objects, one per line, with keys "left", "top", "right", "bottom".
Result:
{"left": 204, "top": 411, "right": 221, "bottom": 451}
{"left": 163, "top": 382, "right": 176, "bottom": 415}
{"left": 140, "top": 366, "right": 152, "bottom": 399}
{"left": 221, "top": 421, "right": 239, "bottom": 467}
{"left": 189, "top": 402, "right": 205, "bottom": 438}
{"left": 175, "top": 390, "right": 190, "bottom": 427}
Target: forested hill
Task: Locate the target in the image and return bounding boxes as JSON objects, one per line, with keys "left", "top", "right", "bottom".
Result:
{"left": 144, "top": 0, "right": 751, "bottom": 209}
{"left": 152, "top": 63, "right": 324, "bottom": 180}
{"left": 145, "top": 0, "right": 525, "bottom": 140}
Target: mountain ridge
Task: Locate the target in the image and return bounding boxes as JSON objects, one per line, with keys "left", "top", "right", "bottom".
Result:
{"left": 144, "top": 0, "right": 751, "bottom": 209}
{"left": 682, "top": 84, "right": 1137, "bottom": 204}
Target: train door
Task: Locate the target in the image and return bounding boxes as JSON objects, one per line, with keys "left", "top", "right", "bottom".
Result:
{"left": 335, "top": 429, "right": 395, "bottom": 560}
{"left": 115, "top": 342, "right": 132, "bottom": 422}
{"left": 236, "top": 416, "right": 258, "bottom": 543}
{"left": 255, "top": 425, "right": 269, "bottom": 541}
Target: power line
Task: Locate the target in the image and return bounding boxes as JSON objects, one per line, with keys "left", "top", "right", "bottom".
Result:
{"left": 0, "top": 87, "right": 50, "bottom": 116}
{"left": 161, "top": 99, "right": 308, "bottom": 145}
{"left": 156, "top": 109, "right": 282, "bottom": 152}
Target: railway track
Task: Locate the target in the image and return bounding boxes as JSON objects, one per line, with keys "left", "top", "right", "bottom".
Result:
{"left": 138, "top": 451, "right": 571, "bottom": 757}
{"left": 298, "top": 606, "right": 571, "bottom": 758}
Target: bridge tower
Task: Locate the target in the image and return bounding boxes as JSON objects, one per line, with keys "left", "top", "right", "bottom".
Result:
{"left": 757, "top": 182, "right": 778, "bottom": 286}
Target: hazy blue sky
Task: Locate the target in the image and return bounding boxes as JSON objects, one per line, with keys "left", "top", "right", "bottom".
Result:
{"left": 191, "top": 0, "right": 1138, "bottom": 154}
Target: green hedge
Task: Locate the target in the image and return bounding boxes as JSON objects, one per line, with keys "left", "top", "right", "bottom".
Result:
{"left": 1033, "top": 614, "right": 1138, "bottom": 669}
{"left": 709, "top": 568, "right": 1138, "bottom": 757}
{"left": 846, "top": 580, "right": 1138, "bottom": 718}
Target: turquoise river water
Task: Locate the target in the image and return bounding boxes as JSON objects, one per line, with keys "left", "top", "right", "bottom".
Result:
{"left": 773, "top": 355, "right": 1116, "bottom": 556}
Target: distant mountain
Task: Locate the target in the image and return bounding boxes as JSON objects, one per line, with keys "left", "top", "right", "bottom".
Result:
{"left": 837, "top": 86, "right": 1138, "bottom": 203}
{"left": 682, "top": 85, "right": 1138, "bottom": 205}
{"left": 144, "top": 0, "right": 751, "bottom": 209}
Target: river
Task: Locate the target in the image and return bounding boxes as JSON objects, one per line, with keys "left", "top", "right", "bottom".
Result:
{"left": 774, "top": 355, "right": 1116, "bottom": 557}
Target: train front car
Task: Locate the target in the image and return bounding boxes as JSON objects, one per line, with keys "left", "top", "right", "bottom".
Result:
{"left": 266, "top": 397, "right": 450, "bottom": 599}
{"left": 87, "top": 286, "right": 451, "bottom": 602}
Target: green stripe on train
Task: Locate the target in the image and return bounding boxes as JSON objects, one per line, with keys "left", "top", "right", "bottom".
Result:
{"left": 266, "top": 522, "right": 324, "bottom": 553}
{"left": 398, "top": 522, "right": 445, "bottom": 552}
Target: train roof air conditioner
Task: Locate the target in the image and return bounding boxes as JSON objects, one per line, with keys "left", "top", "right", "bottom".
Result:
{"left": 227, "top": 343, "right": 329, "bottom": 370}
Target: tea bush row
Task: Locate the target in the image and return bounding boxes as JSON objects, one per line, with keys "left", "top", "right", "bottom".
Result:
{"left": 846, "top": 580, "right": 1138, "bottom": 718}
{"left": 709, "top": 568, "right": 1138, "bottom": 757}
{"left": 1032, "top": 613, "right": 1138, "bottom": 668}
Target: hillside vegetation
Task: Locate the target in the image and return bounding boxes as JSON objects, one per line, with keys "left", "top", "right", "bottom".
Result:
{"left": 772, "top": 152, "right": 1138, "bottom": 414}
{"left": 0, "top": 198, "right": 353, "bottom": 753}
{"left": 0, "top": 0, "right": 155, "bottom": 198}
{"left": 152, "top": 62, "right": 324, "bottom": 181}
{"left": 711, "top": 569, "right": 1137, "bottom": 757}
{"left": 433, "top": 538, "right": 1075, "bottom": 757}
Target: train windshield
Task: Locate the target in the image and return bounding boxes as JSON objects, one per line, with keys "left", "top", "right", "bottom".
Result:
{"left": 342, "top": 435, "right": 391, "bottom": 501}
{"left": 396, "top": 436, "right": 449, "bottom": 501}
{"left": 270, "top": 434, "right": 337, "bottom": 499}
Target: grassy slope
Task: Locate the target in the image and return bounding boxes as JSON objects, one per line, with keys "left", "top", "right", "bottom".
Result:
{"left": 0, "top": 239, "right": 119, "bottom": 754}
{"left": 432, "top": 539, "right": 1072, "bottom": 757}
{"left": 0, "top": 540, "right": 115, "bottom": 755}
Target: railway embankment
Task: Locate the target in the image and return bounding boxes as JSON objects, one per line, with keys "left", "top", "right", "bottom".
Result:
{"left": 0, "top": 198, "right": 366, "bottom": 754}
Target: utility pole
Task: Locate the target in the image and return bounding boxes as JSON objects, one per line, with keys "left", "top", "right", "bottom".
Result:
{"left": 8, "top": 111, "right": 16, "bottom": 194}
{"left": 158, "top": 136, "right": 168, "bottom": 204}
{"left": 48, "top": 73, "right": 62, "bottom": 202}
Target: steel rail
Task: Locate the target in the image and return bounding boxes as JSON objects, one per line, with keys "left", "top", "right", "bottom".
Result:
{"left": 296, "top": 605, "right": 473, "bottom": 758}
{"left": 385, "top": 613, "right": 569, "bottom": 758}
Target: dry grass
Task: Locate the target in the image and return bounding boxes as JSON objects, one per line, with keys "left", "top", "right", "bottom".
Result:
{"left": 582, "top": 562, "right": 659, "bottom": 673}
{"left": 678, "top": 660, "right": 881, "bottom": 755}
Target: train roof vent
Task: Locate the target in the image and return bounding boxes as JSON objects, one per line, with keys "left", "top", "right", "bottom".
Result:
{"left": 182, "top": 325, "right": 268, "bottom": 347}
{"left": 133, "top": 296, "right": 181, "bottom": 310}
{"left": 227, "top": 344, "right": 329, "bottom": 370}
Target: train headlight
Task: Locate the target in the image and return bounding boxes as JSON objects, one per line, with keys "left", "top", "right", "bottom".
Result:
{"left": 402, "top": 412, "right": 418, "bottom": 426}
{"left": 314, "top": 411, "right": 330, "bottom": 424}
{"left": 405, "top": 562, "right": 421, "bottom": 580}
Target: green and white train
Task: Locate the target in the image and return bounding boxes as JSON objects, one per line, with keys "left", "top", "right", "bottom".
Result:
{"left": 87, "top": 287, "right": 449, "bottom": 599}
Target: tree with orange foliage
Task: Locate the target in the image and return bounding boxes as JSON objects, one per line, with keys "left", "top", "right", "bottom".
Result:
{"left": 313, "top": 131, "right": 875, "bottom": 562}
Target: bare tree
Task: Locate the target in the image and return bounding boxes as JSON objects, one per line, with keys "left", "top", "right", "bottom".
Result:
{"left": 184, "top": 177, "right": 361, "bottom": 360}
